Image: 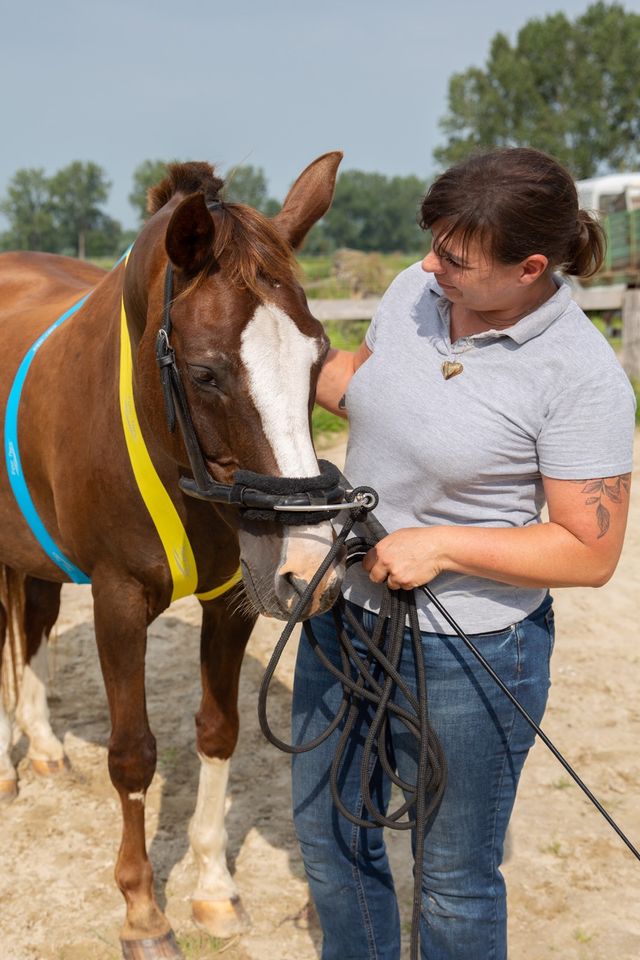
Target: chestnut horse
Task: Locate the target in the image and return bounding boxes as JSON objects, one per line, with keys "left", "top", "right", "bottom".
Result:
{"left": 0, "top": 152, "right": 343, "bottom": 958}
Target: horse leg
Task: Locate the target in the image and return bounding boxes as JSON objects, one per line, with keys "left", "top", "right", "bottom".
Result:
{"left": 92, "top": 576, "right": 182, "bottom": 960}
{"left": 0, "top": 598, "right": 18, "bottom": 801}
{"left": 15, "top": 577, "right": 68, "bottom": 776}
{"left": 189, "top": 597, "right": 256, "bottom": 938}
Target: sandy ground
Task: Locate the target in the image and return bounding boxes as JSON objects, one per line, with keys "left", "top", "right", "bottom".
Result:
{"left": 1, "top": 437, "right": 639, "bottom": 960}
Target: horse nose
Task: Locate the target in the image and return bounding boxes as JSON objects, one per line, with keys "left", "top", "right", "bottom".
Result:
{"left": 283, "top": 572, "right": 309, "bottom": 599}
{"left": 276, "top": 566, "right": 342, "bottom": 619}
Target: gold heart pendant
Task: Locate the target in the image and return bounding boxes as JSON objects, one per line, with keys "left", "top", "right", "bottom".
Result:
{"left": 442, "top": 361, "right": 463, "bottom": 380}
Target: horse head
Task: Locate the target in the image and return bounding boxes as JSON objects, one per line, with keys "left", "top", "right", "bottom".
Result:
{"left": 122, "top": 153, "right": 345, "bottom": 620}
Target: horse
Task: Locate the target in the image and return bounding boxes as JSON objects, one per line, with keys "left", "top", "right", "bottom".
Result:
{"left": 0, "top": 151, "right": 344, "bottom": 959}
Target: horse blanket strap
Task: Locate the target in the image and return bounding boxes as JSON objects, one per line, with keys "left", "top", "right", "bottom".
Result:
{"left": 119, "top": 269, "right": 241, "bottom": 603}
{"left": 4, "top": 295, "right": 91, "bottom": 583}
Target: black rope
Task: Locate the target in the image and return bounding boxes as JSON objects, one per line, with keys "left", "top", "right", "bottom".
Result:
{"left": 258, "top": 502, "right": 640, "bottom": 960}
{"left": 258, "top": 511, "right": 447, "bottom": 960}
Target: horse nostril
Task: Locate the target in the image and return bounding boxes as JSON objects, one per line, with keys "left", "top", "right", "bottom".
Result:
{"left": 282, "top": 572, "right": 309, "bottom": 599}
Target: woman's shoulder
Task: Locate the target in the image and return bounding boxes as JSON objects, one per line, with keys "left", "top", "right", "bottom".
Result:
{"left": 376, "top": 262, "right": 439, "bottom": 318}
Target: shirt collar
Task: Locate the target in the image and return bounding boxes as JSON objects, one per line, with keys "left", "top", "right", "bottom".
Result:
{"left": 427, "top": 274, "right": 572, "bottom": 344}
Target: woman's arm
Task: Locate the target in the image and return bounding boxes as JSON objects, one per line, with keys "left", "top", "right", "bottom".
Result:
{"left": 363, "top": 473, "right": 632, "bottom": 590}
{"left": 315, "top": 341, "right": 372, "bottom": 418}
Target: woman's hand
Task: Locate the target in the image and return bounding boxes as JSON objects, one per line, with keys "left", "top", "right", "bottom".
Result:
{"left": 362, "top": 528, "right": 447, "bottom": 590}
{"left": 362, "top": 473, "right": 632, "bottom": 592}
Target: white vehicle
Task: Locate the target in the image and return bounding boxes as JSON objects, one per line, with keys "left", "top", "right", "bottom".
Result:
{"left": 576, "top": 173, "right": 640, "bottom": 216}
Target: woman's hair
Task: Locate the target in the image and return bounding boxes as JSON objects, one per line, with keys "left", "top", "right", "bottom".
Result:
{"left": 420, "top": 147, "right": 605, "bottom": 278}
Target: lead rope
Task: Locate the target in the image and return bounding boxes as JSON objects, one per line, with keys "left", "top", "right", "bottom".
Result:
{"left": 258, "top": 508, "right": 447, "bottom": 960}
{"left": 258, "top": 499, "right": 640, "bottom": 960}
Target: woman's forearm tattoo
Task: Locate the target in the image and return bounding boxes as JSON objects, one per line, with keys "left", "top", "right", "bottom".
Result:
{"left": 573, "top": 474, "right": 631, "bottom": 538}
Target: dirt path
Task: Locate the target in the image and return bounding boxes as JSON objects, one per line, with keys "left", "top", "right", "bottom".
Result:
{"left": 1, "top": 438, "right": 639, "bottom": 960}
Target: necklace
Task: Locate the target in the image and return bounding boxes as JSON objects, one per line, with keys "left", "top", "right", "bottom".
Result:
{"left": 441, "top": 287, "right": 555, "bottom": 380}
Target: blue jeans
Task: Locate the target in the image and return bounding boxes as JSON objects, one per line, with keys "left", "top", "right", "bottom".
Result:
{"left": 291, "top": 595, "right": 555, "bottom": 960}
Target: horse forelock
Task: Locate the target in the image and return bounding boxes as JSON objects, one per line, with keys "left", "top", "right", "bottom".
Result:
{"left": 147, "top": 162, "right": 299, "bottom": 301}
{"left": 147, "top": 162, "right": 225, "bottom": 214}
{"left": 177, "top": 203, "right": 300, "bottom": 302}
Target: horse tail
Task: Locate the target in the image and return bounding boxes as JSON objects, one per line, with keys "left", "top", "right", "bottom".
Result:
{"left": 0, "top": 565, "right": 26, "bottom": 716}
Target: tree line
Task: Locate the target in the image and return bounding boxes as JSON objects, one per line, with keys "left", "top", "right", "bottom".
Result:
{"left": 0, "top": 159, "right": 429, "bottom": 259}
{"left": 2, "top": 3, "right": 638, "bottom": 260}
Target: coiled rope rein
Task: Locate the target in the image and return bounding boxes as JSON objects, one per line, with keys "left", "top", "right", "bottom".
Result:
{"left": 258, "top": 493, "right": 640, "bottom": 960}
{"left": 258, "top": 505, "right": 446, "bottom": 960}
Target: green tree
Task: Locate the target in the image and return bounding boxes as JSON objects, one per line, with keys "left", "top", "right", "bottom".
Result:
{"left": 48, "top": 161, "right": 111, "bottom": 259}
{"left": 0, "top": 168, "right": 57, "bottom": 251}
{"left": 435, "top": 2, "right": 640, "bottom": 178}
{"left": 223, "top": 164, "right": 278, "bottom": 213}
{"left": 129, "top": 159, "right": 171, "bottom": 224}
{"left": 319, "top": 170, "right": 428, "bottom": 253}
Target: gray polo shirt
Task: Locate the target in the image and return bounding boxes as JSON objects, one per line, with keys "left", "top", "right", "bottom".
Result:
{"left": 342, "top": 263, "right": 636, "bottom": 634}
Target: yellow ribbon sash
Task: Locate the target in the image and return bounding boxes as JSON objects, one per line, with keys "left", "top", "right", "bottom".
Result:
{"left": 118, "top": 292, "right": 241, "bottom": 603}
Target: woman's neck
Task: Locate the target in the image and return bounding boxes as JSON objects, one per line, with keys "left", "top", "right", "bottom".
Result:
{"left": 451, "top": 276, "right": 558, "bottom": 341}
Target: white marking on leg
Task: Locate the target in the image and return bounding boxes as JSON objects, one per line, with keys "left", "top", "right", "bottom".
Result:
{"left": 189, "top": 755, "right": 237, "bottom": 902}
{"left": 0, "top": 695, "right": 15, "bottom": 784}
{"left": 128, "top": 791, "right": 145, "bottom": 804}
{"left": 15, "top": 638, "right": 64, "bottom": 762}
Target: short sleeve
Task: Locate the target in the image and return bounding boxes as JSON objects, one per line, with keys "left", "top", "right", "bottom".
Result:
{"left": 537, "top": 364, "right": 636, "bottom": 479}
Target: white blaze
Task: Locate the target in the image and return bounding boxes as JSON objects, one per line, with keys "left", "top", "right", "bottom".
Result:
{"left": 240, "top": 302, "right": 338, "bottom": 606}
{"left": 240, "top": 303, "right": 320, "bottom": 477}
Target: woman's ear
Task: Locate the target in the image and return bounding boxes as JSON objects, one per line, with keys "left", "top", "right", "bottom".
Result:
{"left": 519, "top": 253, "right": 549, "bottom": 285}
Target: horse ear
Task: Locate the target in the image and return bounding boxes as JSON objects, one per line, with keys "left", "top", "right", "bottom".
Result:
{"left": 272, "top": 151, "right": 343, "bottom": 249}
{"left": 165, "top": 193, "right": 215, "bottom": 273}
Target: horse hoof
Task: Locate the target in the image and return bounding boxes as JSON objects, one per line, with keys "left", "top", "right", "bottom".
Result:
{"left": 120, "top": 929, "right": 184, "bottom": 960}
{"left": 0, "top": 779, "right": 18, "bottom": 803}
{"left": 30, "top": 756, "right": 71, "bottom": 777}
{"left": 192, "top": 897, "right": 250, "bottom": 938}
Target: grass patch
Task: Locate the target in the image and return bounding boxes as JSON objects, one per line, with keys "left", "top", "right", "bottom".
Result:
{"left": 311, "top": 318, "right": 370, "bottom": 444}
{"left": 631, "top": 377, "right": 640, "bottom": 424}
{"left": 299, "top": 251, "right": 420, "bottom": 298}
{"left": 177, "top": 931, "right": 229, "bottom": 957}
{"left": 540, "top": 840, "right": 566, "bottom": 858}
{"left": 312, "top": 406, "right": 348, "bottom": 445}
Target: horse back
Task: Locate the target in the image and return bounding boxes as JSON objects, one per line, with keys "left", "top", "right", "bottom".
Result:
{"left": 0, "top": 252, "right": 105, "bottom": 324}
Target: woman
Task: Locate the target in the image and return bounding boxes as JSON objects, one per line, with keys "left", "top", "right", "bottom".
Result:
{"left": 291, "top": 147, "right": 635, "bottom": 960}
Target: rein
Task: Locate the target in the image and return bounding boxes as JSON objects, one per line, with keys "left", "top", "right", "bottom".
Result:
{"left": 257, "top": 493, "right": 640, "bottom": 960}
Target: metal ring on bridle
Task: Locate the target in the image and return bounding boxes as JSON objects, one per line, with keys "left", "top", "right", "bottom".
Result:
{"left": 272, "top": 489, "right": 378, "bottom": 512}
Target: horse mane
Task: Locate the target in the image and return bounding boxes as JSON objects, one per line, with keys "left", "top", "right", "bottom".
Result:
{"left": 148, "top": 162, "right": 299, "bottom": 297}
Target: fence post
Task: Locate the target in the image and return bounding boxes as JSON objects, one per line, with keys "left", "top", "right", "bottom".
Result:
{"left": 621, "top": 289, "right": 640, "bottom": 382}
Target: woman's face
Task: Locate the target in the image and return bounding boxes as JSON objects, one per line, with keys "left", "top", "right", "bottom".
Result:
{"left": 421, "top": 220, "right": 536, "bottom": 313}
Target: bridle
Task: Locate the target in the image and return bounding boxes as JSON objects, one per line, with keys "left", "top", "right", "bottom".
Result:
{"left": 153, "top": 254, "right": 376, "bottom": 525}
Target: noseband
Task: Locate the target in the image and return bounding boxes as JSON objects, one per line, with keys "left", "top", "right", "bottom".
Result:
{"left": 154, "top": 259, "right": 376, "bottom": 525}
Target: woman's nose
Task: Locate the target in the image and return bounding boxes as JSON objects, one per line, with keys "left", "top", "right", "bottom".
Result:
{"left": 422, "top": 250, "right": 441, "bottom": 273}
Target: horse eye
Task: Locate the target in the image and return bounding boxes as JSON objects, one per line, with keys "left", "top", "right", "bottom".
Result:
{"left": 258, "top": 271, "right": 280, "bottom": 289}
{"left": 188, "top": 365, "right": 219, "bottom": 388}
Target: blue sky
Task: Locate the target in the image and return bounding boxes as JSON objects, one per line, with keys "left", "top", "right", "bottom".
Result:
{"left": 1, "top": 0, "right": 638, "bottom": 229}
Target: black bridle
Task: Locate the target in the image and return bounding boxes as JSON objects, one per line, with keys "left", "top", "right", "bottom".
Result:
{"left": 154, "top": 260, "right": 376, "bottom": 524}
